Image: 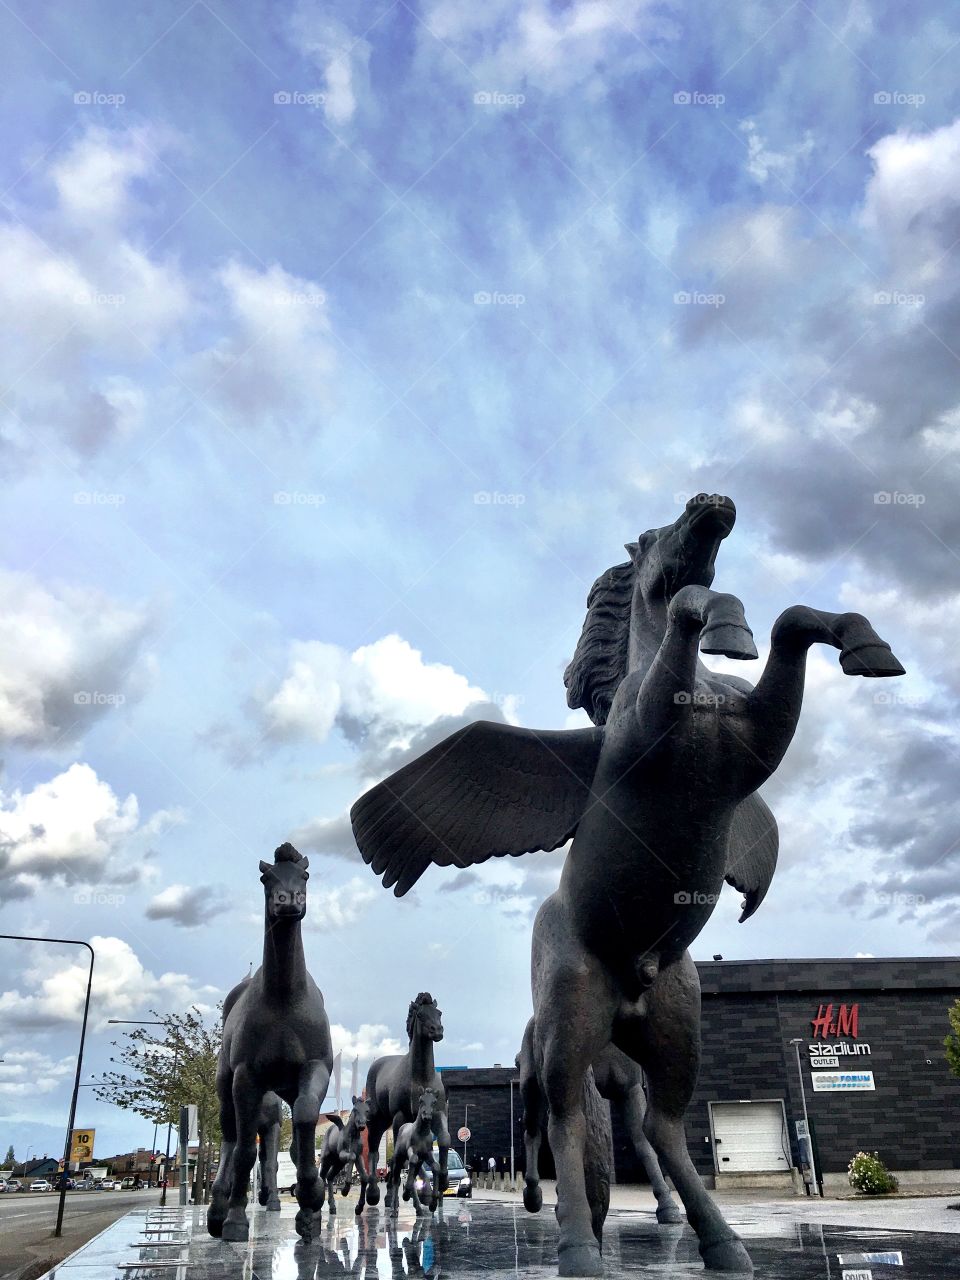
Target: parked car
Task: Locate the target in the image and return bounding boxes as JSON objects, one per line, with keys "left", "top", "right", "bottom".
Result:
{"left": 99, "top": 1178, "right": 116, "bottom": 1190}
{"left": 120, "top": 1177, "right": 140, "bottom": 1190}
{"left": 30, "top": 1180, "right": 53, "bottom": 1192}
{"left": 2, "top": 1179, "right": 23, "bottom": 1192}
{"left": 54, "top": 1176, "right": 76, "bottom": 1191}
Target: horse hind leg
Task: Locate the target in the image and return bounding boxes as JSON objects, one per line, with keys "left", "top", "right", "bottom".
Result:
{"left": 621, "top": 956, "right": 752, "bottom": 1273}
{"left": 519, "top": 1018, "right": 545, "bottom": 1214}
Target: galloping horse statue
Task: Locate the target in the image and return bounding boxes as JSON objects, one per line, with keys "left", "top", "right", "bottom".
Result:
{"left": 359, "top": 993, "right": 450, "bottom": 1214}
{"left": 208, "top": 843, "right": 333, "bottom": 1243}
{"left": 351, "top": 495, "right": 904, "bottom": 1275}
{"left": 319, "top": 1096, "right": 370, "bottom": 1216}
{"left": 389, "top": 1087, "right": 439, "bottom": 1216}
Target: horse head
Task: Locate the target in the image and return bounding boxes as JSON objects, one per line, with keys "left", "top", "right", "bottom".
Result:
{"left": 259, "top": 842, "right": 309, "bottom": 920}
{"left": 417, "top": 1087, "right": 437, "bottom": 1122}
{"left": 565, "top": 493, "right": 737, "bottom": 724}
{"left": 407, "top": 992, "right": 443, "bottom": 1043}
{"left": 350, "top": 1095, "right": 369, "bottom": 1131}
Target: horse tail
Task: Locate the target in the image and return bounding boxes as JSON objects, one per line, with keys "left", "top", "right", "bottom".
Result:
{"left": 582, "top": 1066, "right": 612, "bottom": 1248}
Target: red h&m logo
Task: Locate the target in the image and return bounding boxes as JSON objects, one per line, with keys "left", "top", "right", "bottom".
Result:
{"left": 811, "top": 1003, "right": 859, "bottom": 1039}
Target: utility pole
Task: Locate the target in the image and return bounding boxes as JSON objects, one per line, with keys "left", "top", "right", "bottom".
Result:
{"left": 789, "top": 1038, "right": 821, "bottom": 1197}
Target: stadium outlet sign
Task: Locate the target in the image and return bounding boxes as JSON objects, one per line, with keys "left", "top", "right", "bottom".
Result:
{"left": 806, "top": 1002, "right": 875, "bottom": 1091}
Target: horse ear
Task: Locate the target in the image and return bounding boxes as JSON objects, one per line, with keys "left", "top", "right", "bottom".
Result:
{"left": 352, "top": 1094, "right": 358, "bottom": 1106}
{"left": 300, "top": 857, "right": 309, "bottom": 873}
{"left": 623, "top": 541, "right": 639, "bottom": 562}
{"left": 258, "top": 860, "right": 272, "bottom": 877}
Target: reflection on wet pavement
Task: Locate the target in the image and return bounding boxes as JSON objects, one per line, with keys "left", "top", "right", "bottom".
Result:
{"left": 37, "top": 1198, "right": 960, "bottom": 1278}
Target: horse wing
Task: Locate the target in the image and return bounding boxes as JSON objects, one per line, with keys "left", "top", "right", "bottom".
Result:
{"left": 351, "top": 721, "right": 604, "bottom": 896}
{"left": 724, "top": 794, "right": 779, "bottom": 922}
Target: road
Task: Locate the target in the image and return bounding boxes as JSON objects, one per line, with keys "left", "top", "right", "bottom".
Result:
{"left": 0, "top": 1189, "right": 158, "bottom": 1279}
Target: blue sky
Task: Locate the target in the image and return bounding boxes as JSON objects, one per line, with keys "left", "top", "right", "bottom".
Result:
{"left": 2, "top": 0, "right": 960, "bottom": 1158}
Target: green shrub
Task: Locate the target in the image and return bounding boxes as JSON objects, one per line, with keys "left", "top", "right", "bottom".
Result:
{"left": 848, "top": 1151, "right": 898, "bottom": 1195}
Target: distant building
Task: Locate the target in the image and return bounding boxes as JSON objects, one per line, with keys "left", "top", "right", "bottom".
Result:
{"left": 441, "top": 957, "right": 960, "bottom": 1194}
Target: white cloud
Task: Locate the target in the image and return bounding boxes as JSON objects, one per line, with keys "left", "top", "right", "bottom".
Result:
{"left": 329, "top": 1022, "right": 402, "bottom": 1062}
{"left": 261, "top": 633, "right": 489, "bottom": 754}
{"left": 0, "top": 569, "right": 155, "bottom": 750}
{"left": 0, "top": 935, "right": 218, "bottom": 1030}
{"left": 0, "top": 1050, "right": 74, "bottom": 1097}
{"left": 0, "top": 763, "right": 183, "bottom": 900}
{"left": 145, "top": 883, "right": 229, "bottom": 929}
{"left": 305, "top": 876, "right": 377, "bottom": 929}
{"left": 289, "top": 6, "right": 371, "bottom": 126}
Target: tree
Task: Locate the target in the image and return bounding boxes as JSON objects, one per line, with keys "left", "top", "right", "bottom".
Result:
{"left": 2, "top": 1144, "right": 14, "bottom": 1168}
{"left": 96, "top": 1007, "right": 222, "bottom": 1200}
{"left": 945, "top": 998, "right": 960, "bottom": 1079}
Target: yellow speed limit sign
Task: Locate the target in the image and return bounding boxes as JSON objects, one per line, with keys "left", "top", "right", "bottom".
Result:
{"left": 69, "top": 1129, "right": 95, "bottom": 1163}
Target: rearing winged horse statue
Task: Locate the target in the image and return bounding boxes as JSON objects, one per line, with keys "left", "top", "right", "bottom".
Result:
{"left": 352, "top": 494, "right": 904, "bottom": 1276}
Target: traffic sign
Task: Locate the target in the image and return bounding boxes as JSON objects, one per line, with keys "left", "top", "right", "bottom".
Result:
{"left": 457, "top": 1126, "right": 471, "bottom": 1142}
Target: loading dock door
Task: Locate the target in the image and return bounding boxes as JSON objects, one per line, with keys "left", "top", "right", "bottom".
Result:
{"left": 711, "top": 1101, "right": 789, "bottom": 1173}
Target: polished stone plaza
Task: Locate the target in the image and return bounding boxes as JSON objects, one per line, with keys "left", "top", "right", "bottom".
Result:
{"left": 36, "top": 1195, "right": 960, "bottom": 1279}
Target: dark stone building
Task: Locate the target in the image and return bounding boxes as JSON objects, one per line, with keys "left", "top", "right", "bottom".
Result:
{"left": 441, "top": 958, "right": 960, "bottom": 1192}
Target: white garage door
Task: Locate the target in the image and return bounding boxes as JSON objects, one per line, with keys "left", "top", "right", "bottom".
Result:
{"left": 711, "top": 1101, "right": 789, "bottom": 1173}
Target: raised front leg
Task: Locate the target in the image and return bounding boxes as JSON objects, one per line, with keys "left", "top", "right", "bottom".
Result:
{"left": 432, "top": 1110, "right": 450, "bottom": 1210}
{"left": 743, "top": 606, "right": 905, "bottom": 785}
{"left": 293, "top": 1058, "right": 331, "bottom": 1242}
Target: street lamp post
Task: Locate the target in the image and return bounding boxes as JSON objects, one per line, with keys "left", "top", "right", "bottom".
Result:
{"left": 462, "top": 1104, "right": 469, "bottom": 1168}
{"left": 789, "top": 1038, "right": 821, "bottom": 1197}
{"left": 1, "top": 934, "right": 95, "bottom": 1238}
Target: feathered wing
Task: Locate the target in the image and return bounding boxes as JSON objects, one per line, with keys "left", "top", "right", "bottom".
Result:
{"left": 351, "top": 721, "right": 604, "bottom": 897}
{"left": 725, "top": 793, "right": 779, "bottom": 922}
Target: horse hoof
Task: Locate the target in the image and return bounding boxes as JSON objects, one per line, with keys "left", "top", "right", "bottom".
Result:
{"left": 656, "top": 1201, "right": 684, "bottom": 1224}
{"left": 266, "top": 1198, "right": 281, "bottom": 1212}
{"left": 221, "top": 1218, "right": 249, "bottom": 1243}
{"left": 701, "top": 1237, "right": 753, "bottom": 1273}
{"left": 700, "top": 623, "right": 758, "bottom": 661}
{"left": 558, "top": 1242, "right": 603, "bottom": 1276}
{"left": 523, "top": 1183, "right": 543, "bottom": 1213}
{"left": 206, "top": 1209, "right": 224, "bottom": 1239}
{"left": 366, "top": 1184, "right": 381, "bottom": 1206}
{"left": 840, "top": 642, "right": 905, "bottom": 678}
{"left": 355, "top": 1202, "right": 364, "bottom": 1216}
{"left": 295, "top": 1210, "right": 314, "bottom": 1243}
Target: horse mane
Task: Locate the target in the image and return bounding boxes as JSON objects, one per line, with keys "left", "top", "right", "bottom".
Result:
{"left": 274, "top": 842, "right": 305, "bottom": 864}
{"left": 563, "top": 558, "right": 636, "bottom": 725}
{"left": 406, "top": 992, "right": 435, "bottom": 1038}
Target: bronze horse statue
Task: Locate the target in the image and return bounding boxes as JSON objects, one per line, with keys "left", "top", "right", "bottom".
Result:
{"left": 208, "top": 843, "right": 333, "bottom": 1243}
{"left": 318, "top": 1096, "right": 370, "bottom": 1216}
{"left": 351, "top": 494, "right": 904, "bottom": 1275}
{"left": 389, "top": 1087, "right": 440, "bottom": 1216}
{"left": 359, "top": 993, "right": 450, "bottom": 1214}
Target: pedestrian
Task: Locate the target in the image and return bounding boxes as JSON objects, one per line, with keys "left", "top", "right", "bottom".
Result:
{"left": 487, "top": 1154, "right": 496, "bottom": 1188}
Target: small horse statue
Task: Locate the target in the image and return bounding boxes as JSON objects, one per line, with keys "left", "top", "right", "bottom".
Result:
{"left": 359, "top": 993, "right": 450, "bottom": 1213}
{"left": 352, "top": 494, "right": 904, "bottom": 1275}
{"left": 389, "top": 1087, "right": 439, "bottom": 1216}
{"left": 319, "top": 1096, "right": 370, "bottom": 1216}
{"left": 208, "top": 843, "right": 333, "bottom": 1243}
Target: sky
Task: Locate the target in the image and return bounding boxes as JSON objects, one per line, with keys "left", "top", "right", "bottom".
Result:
{"left": 1, "top": 0, "right": 960, "bottom": 1158}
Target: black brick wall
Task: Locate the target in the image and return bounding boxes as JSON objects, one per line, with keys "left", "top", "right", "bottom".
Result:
{"left": 443, "top": 958, "right": 960, "bottom": 1181}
